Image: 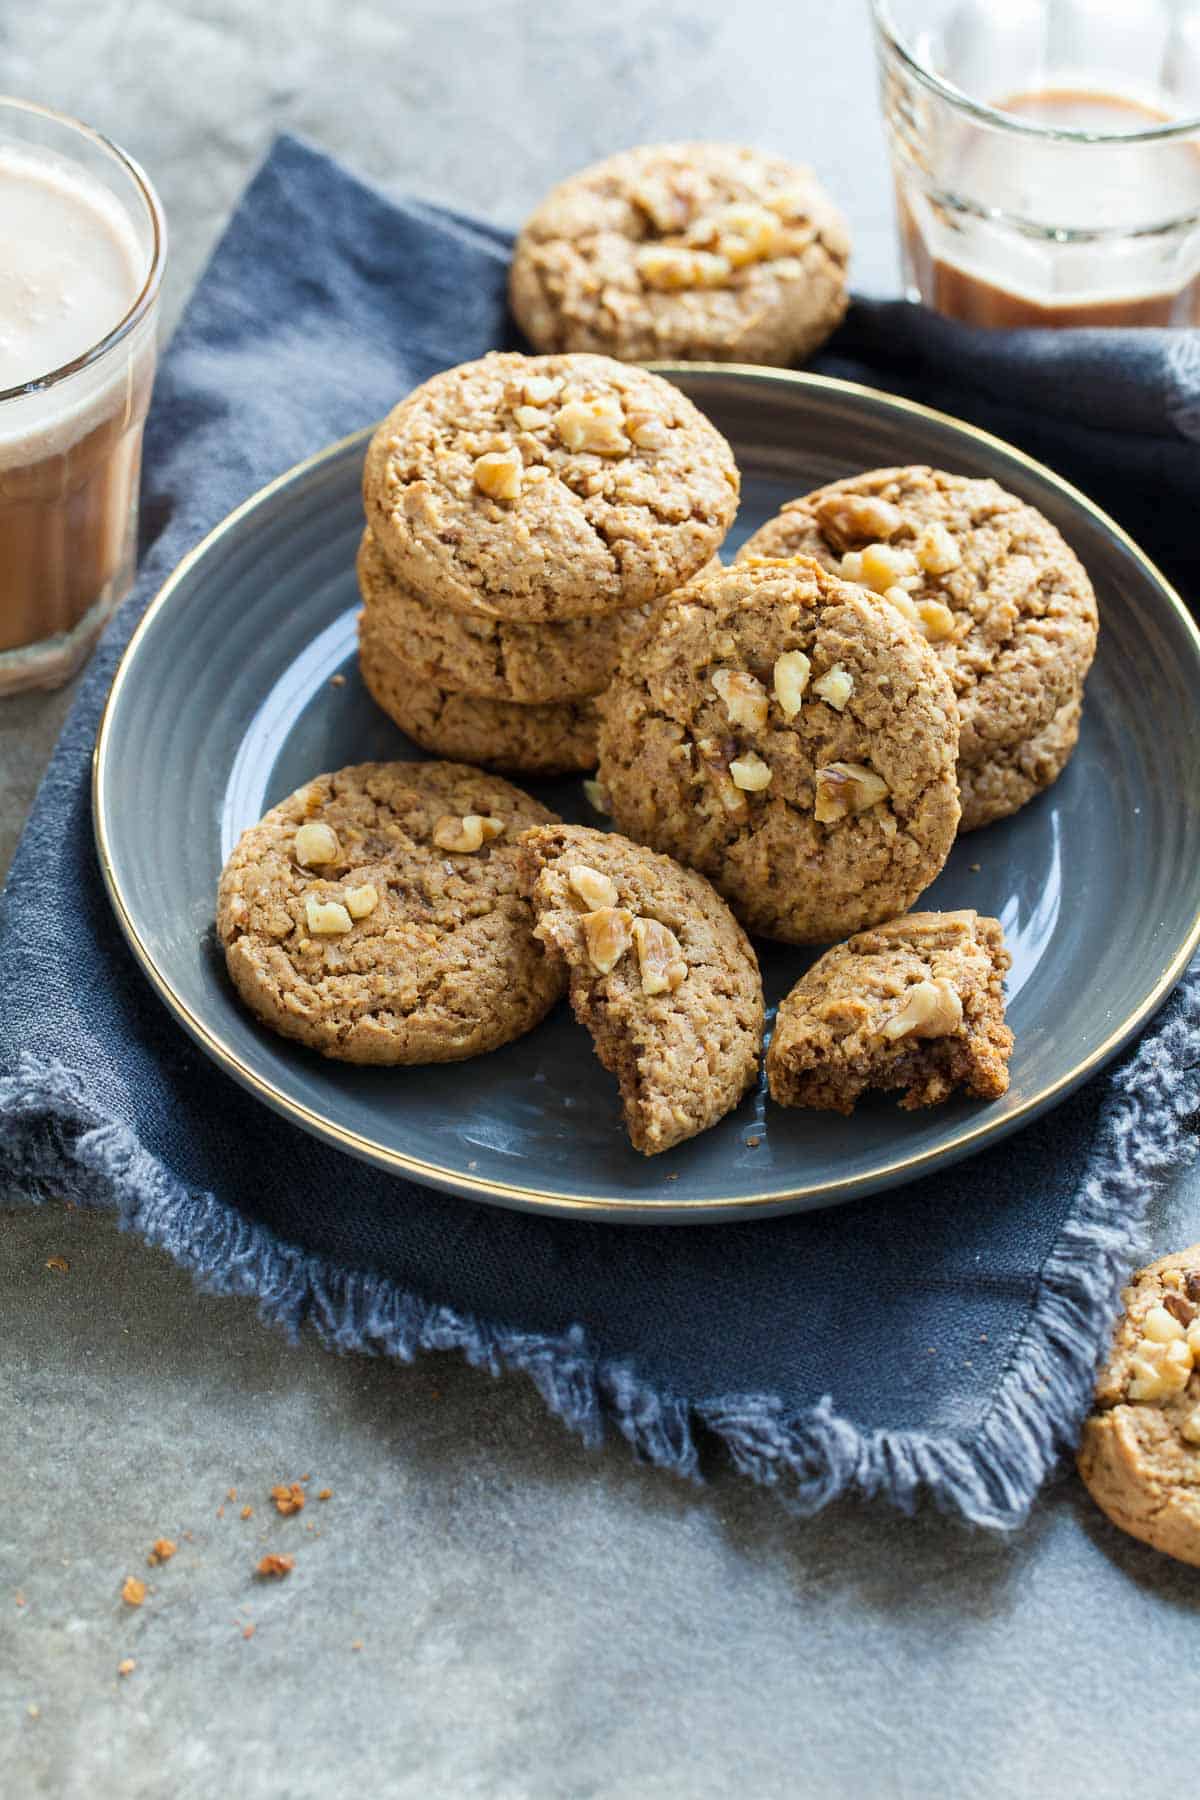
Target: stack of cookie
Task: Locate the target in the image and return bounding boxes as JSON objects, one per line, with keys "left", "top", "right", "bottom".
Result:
{"left": 736, "top": 466, "right": 1099, "bottom": 832}
{"left": 357, "top": 349, "right": 741, "bottom": 778}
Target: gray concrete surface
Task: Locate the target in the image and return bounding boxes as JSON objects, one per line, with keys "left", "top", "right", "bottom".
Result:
{"left": 3, "top": 3, "right": 1199, "bottom": 1796}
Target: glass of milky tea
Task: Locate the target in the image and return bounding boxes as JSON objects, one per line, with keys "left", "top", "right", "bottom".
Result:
{"left": 0, "top": 97, "right": 165, "bottom": 696}
{"left": 872, "top": 0, "right": 1200, "bottom": 327}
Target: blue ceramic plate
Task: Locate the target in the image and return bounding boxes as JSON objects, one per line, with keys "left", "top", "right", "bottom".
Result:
{"left": 94, "top": 368, "right": 1200, "bottom": 1222}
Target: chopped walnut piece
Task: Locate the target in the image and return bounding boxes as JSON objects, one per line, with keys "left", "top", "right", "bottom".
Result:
{"left": 916, "top": 599, "right": 956, "bottom": 643}
{"left": 1143, "top": 1304, "right": 1187, "bottom": 1344}
{"left": 635, "top": 244, "right": 731, "bottom": 291}
{"left": 631, "top": 917, "right": 689, "bottom": 996}
{"left": 117, "top": 1659, "right": 136, "bottom": 1678}
{"left": 881, "top": 978, "right": 964, "bottom": 1041}
{"left": 696, "top": 736, "right": 750, "bottom": 819}
{"left": 815, "top": 494, "right": 903, "bottom": 551}
{"left": 773, "top": 649, "right": 811, "bottom": 719}
{"left": 432, "top": 814, "right": 505, "bottom": 853}
{"left": 554, "top": 397, "right": 630, "bottom": 455}
{"left": 568, "top": 864, "right": 620, "bottom": 910}
{"left": 625, "top": 412, "right": 670, "bottom": 450}
{"left": 881, "top": 584, "right": 922, "bottom": 627}
{"left": 44, "top": 1255, "right": 69, "bottom": 1275}
{"left": 583, "top": 778, "right": 610, "bottom": 815}
{"left": 147, "top": 1540, "right": 177, "bottom": 1567}
{"left": 121, "top": 1576, "right": 146, "bottom": 1608}
{"left": 712, "top": 667, "right": 769, "bottom": 732}
{"left": 344, "top": 883, "right": 379, "bottom": 920}
{"left": 1127, "top": 1337, "right": 1193, "bottom": 1402}
{"left": 1186, "top": 1271, "right": 1200, "bottom": 1302}
{"left": 271, "top": 1483, "right": 307, "bottom": 1517}
{"left": 293, "top": 821, "right": 340, "bottom": 867}
{"left": 914, "top": 521, "right": 962, "bottom": 574}
{"left": 1181, "top": 1407, "right": 1200, "bottom": 1446}
{"left": 1163, "top": 1292, "right": 1197, "bottom": 1328}
{"left": 813, "top": 665, "right": 854, "bottom": 711}
{"left": 304, "top": 896, "right": 353, "bottom": 936}
{"left": 473, "top": 448, "right": 523, "bottom": 501}
{"left": 582, "top": 907, "right": 635, "bottom": 975}
{"left": 512, "top": 404, "right": 552, "bottom": 432}
{"left": 317, "top": 1488, "right": 333, "bottom": 1501}
{"left": 729, "top": 751, "right": 773, "bottom": 793}
{"left": 814, "top": 762, "right": 889, "bottom": 823}
{"left": 857, "top": 542, "right": 919, "bottom": 594}
{"left": 687, "top": 201, "right": 781, "bottom": 266}
{"left": 522, "top": 374, "right": 562, "bottom": 407}
{"left": 256, "top": 1554, "right": 295, "bottom": 1579}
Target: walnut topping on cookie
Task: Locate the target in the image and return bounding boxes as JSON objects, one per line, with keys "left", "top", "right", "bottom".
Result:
{"left": 518, "top": 823, "right": 763, "bottom": 1155}
{"left": 216, "top": 763, "right": 564, "bottom": 1065}
{"left": 766, "top": 909, "right": 1012, "bottom": 1114}
{"left": 509, "top": 142, "right": 850, "bottom": 367}
{"left": 568, "top": 865, "right": 620, "bottom": 910}
{"left": 1079, "top": 1246, "right": 1200, "bottom": 1566}
{"left": 363, "top": 351, "right": 738, "bottom": 621}
{"left": 599, "top": 558, "right": 960, "bottom": 943}
{"left": 739, "top": 465, "right": 1098, "bottom": 771}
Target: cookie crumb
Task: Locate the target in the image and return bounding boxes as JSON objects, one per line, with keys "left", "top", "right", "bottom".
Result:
{"left": 121, "top": 1576, "right": 146, "bottom": 1608}
{"left": 745, "top": 1135, "right": 761, "bottom": 1147}
{"left": 242, "top": 1623, "right": 256, "bottom": 1640}
{"left": 270, "top": 1482, "right": 306, "bottom": 1517}
{"left": 227, "top": 1488, "right": 237, "bottom": 1503}
{"left": 969, "top": 863, "right": 981, "bottom": 873}
{"left": 330, "top": 673, "right": 347, "bottom": 687}
{"left": 215, "top": 1506, "right": 225, "bottom": 1520}
{"left": 117, "top": 1659, "right": 136, "bottom": 1678}
{"left": 241, "top": 1506, "right": 253, "bottom": 1520}
{"left": 351, "top": 1639, "right": 364, "bottom": 1652}
{"left": 44, "top": 1255, "right": 69, "bottom": 1275}
{"left": 256, "top": 1553, "right": 294, "bottom": 1579}
{"left": 147, "top": 1539, "right": 177, "bottom": 1567}
{"left": 664, "top": 1173, "right": 679, "bottom": 1181}
{"left": 317, "top": 1489, "right": 332, "bottom": 1502}
{"left": 15, "top": 1592, "right": 26, "bottom": 1607}
{"left": 27, "top": 1703, "right": 39, "bottom": 1719}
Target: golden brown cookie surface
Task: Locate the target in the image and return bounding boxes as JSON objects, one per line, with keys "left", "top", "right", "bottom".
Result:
{"left": 766, "top": 910, "right": 1012, "bottom": 1114}
{"left": 363, "top": 352, "right": 738, "bottom": 621}
{"left": 958, "top": 694, "right": 1082, "bottom": 833}
{"left": 1078, "top": 1247, "right": 1200, "bottom": 1566}
{"left": 518, "top": 823, "right": 763, "bottom": 1155}
{"left": 738, "top": 467, "right": 1097, "bottom": 765}
{"left": 597, "top": 558, "right": 961, "bottom": 945}
{"left": 216, "top": 762, "right": 563, "bottom": 1064}
{"left": 510, "top": 142, "right": 849, "bottom": 366}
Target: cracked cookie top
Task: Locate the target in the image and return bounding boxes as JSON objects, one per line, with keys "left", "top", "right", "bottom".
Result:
{"left": 362, "top": 352, "right": 739, "bottom": 621}
{"left": 216, "top": 762, "right": 564, "bottom": 1064}
{"left": 738, "top": 466, "right": 1098, "bottom": 765}
{"left": 597, "top": 558, "right": 961, "bottom": 944}
{"left": 509, "top": 141, "right": 850, "bottom": 366}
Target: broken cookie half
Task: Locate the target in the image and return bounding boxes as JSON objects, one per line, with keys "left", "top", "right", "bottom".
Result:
{"left": 766, "top": 909, "right": 1012, "bottom": 1115}
{"left": 517, "top": 823, "right": 764, "bottom": 1155}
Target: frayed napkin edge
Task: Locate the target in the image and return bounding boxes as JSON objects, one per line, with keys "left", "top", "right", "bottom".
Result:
{"left": 4, "top": 966, "right": 1198, "bottom": 1531}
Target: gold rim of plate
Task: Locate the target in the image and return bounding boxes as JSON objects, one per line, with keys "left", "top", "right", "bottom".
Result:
{"left": 92, "top": 365, "right": 1200, "bottom": 1215}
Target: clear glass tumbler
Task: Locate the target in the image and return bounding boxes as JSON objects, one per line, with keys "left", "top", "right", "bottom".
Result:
{"left": 0, "top": 97, "right": 166, "bottom": 696}
{"left": 872, "top": 0, "right": 1200, "bottom": 327}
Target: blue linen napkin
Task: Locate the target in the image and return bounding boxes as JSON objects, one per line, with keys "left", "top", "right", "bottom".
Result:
{"left": 3, "top": 134, "right": 1199, "bottom": 1528}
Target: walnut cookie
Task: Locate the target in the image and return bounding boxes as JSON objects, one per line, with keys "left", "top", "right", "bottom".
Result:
{"left": 597, "top": 558, "right": 961, "bottom": 945}
{"left": 1078, "top": 1246, "right": 1200, "bottom": 1567}
{"left": 958, "top": 693, "right": 1081, "bottom": 834}
{"left": 766, "top": 910, "right": 1012, "bottom": 1115}
{"left": 509, "top": 141, "right": 850, "bottom": 366}
{"left": 216, "top": 762, "right": 564, "bottom": 1064}
{"left": 358, "top": 610, "right": 600, "bottom": 776}
{"left": 356, "top": 528, "right": 654, "bottom": 705}
{"left": 518, "top": 824, "right": 764, "bottom": 1155}
{"left": 737, "top": 466, "right": 1098, "bottom": 771}
{"left": 362, "top": 351, "right": 739, "bottom": 622}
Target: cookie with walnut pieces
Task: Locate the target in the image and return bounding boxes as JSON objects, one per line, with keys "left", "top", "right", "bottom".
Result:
{"left": 356, "top": 528, "right": 654, "bottom": 705}
{"left": 765, "top": 910, "right": 1012, "bottom": 1114}
{"left": 216, "top": 762, "right": 564, "bottom": 1064}
{"left": 738, "top": 466, "right": 1098, "bottom": 770}
{"left": 597, "top": 557, "right": 961, "bottom": 945}
{"left": 518, "top": 823, "right": 764, "bottom": 1156}
{"left": 509, "top": 142, "right": 850, "bottom": 366}
{"left": 359, "top": 609, "right": 600, "bottom": 776}
{"left": 362, "top": 351, "right": 739, "bottom": 622}
{"left": 1078, "top": 1246, "right": 1200, "bottom": 1567}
